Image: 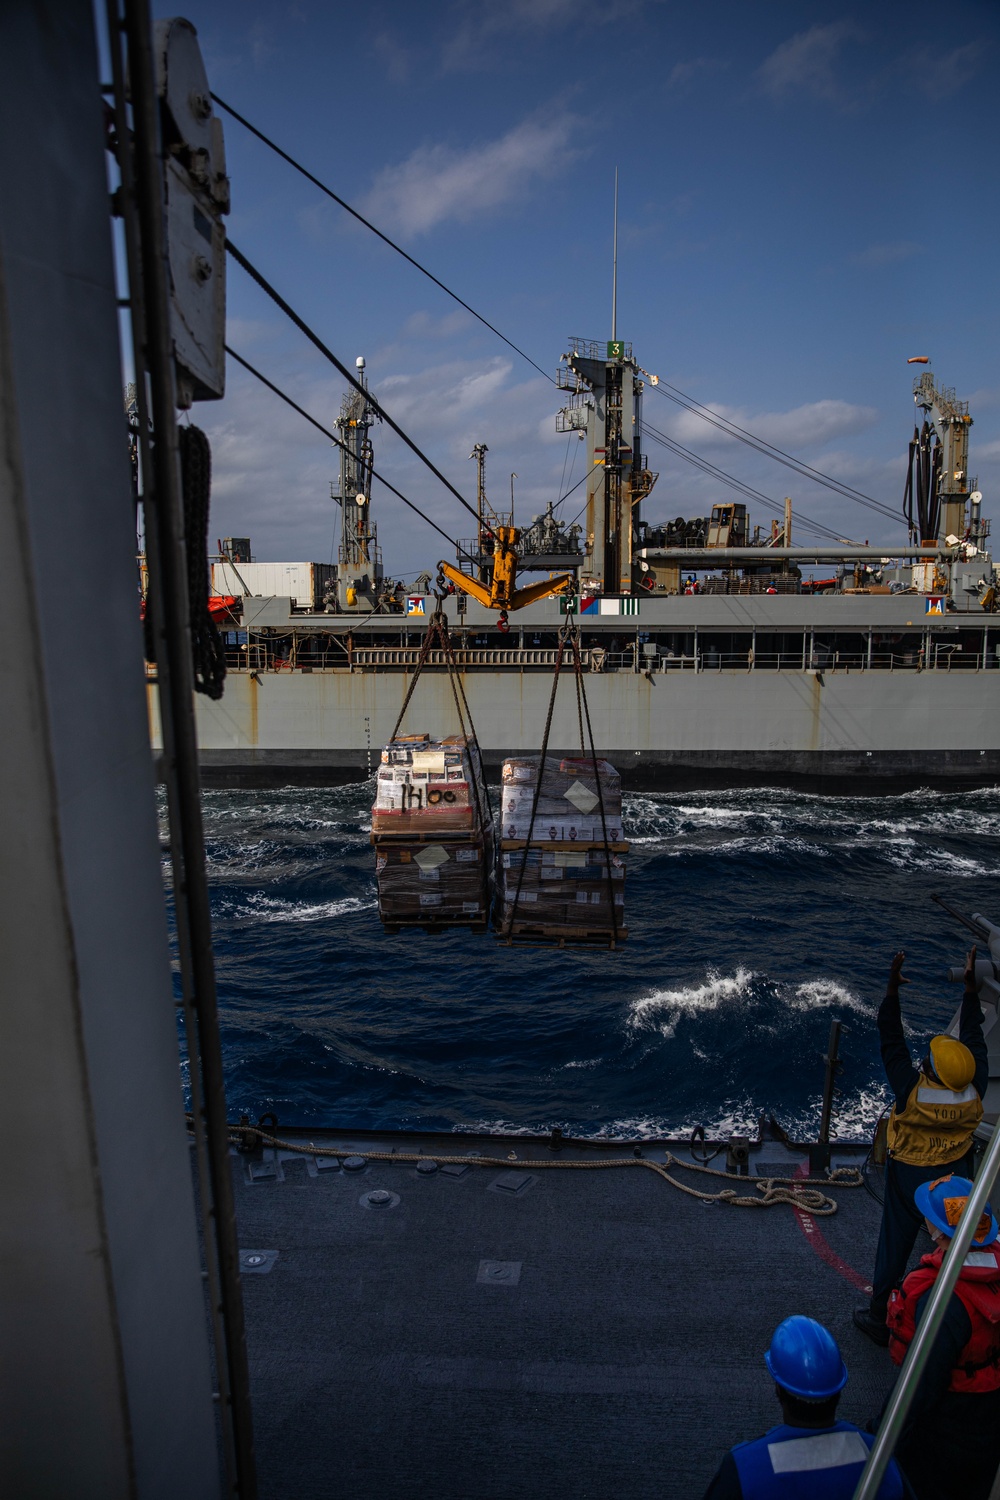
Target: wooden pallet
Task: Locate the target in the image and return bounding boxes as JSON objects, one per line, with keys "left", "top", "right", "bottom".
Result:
{"left": 495, "top": 922, "right": 628, "bottom": 950}
{"left": 371, "top": 829, "right": 488, "bottom": 845}
{"left": 499, "top": 839, "right": 629, "bottom": 854}
{"left": 380, "top": 913, "right": 488, "bottom": 935}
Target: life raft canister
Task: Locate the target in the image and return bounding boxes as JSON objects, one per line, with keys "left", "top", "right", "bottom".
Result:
{"left": 888, "top": 1241, "right": 1000, "bottom": 1393}
{"left": 885, "top": 1073, "right": 981, "bottom": 1167}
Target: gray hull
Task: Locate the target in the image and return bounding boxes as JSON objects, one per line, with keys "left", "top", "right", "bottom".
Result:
{"left": 150, "top": 665, "right": 1000, "bottom": 789}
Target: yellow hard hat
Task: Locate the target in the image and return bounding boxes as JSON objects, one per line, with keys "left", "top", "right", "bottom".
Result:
{"left": 929, "top": 1035, "right": 975, "bottom": 1090}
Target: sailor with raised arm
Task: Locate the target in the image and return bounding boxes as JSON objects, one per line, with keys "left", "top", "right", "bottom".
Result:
{"left": 853, "top": 947, "right": 988, "bottom": 1345}
{"left": 702, "top": 1317, "right": 910, "bottom": 1498}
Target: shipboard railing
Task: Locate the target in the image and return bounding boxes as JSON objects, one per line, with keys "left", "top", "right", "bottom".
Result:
{"left": 351, "top": 647, "right": 589, "bottom": 669}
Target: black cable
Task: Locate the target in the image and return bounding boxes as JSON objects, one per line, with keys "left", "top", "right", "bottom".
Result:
{"left": 214, "top": 99, "right": 893, "bottom": 548}
{"left": 180, "top": 426, "right": 227, "bottom": 699}
{"left": 213, "top": 94, "right": 902, "bottom": 533}
{"left": 648, "top": 381, "right": 900, "bottom": 522}
{"left": 224, "top": 344, "right": 478, "bottom": 566}
{"left": 643, "top": 424, "right": 861, "bottom": 545}
{"left": 213, "top": 94, "right": 899, "bottom": 536}
{"left": 225, "top": 238, "right": 491, "bottom": 541}
{"left": 212, "top": 92, "right": 556, "bottom": 386}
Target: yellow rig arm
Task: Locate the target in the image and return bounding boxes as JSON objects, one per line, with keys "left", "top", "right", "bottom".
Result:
{"left": 438, "top": 559, "right": 575, "bottom": 612}
{"left": 440, "top": 525, "right": 575, "bottom": 612}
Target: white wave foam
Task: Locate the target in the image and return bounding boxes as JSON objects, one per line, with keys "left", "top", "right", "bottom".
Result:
{"left": 234, "top": 893, "right": 374, "bottom": 924}
{"left": 629, "top": 967, "right": 755, "bottom": 1039}
{"left": 790, "top": 979, "right": 873, "bottom": 1016}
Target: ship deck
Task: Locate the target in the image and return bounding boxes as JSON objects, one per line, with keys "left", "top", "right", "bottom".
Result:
{"left": 231, "top": 1129, "right": 900, "bottom": 1500}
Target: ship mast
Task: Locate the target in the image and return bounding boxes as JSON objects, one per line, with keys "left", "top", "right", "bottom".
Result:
{"left": 333, "top": 355, "right": 382, "bottom": 610}
{"left": 554, "top": 172, "right": 657, "bottom": 596}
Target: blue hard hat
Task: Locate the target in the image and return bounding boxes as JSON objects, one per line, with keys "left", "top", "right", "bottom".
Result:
{"left": 914, "top": 1175, "right": 998, "bottom": 1247}
{"left": 765, "top": 1316, "right": 848, "bottom": 1401}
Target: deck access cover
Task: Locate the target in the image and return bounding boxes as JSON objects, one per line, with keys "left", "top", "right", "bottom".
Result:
{"left": 477, "top": 1260, "right": 522, "bottom": 1285}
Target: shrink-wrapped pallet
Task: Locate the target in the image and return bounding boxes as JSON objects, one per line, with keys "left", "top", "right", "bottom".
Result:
{"left": 498, "top": 756, "right": 627, "bottom": 944}
{"left": 375, "top": 839, "right": 490, "bottom": 929}
{"left": 500, "top": 756, "right": 622, "bottom": 843}
{"left": 372, "top": 733, "right": 487, "bottom": 836}
{"left": 372, "top": 733, "right": 491, "bottom": 930}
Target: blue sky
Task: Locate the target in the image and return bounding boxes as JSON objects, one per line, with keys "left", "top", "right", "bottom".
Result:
{"left": 176, "top": 0, "right": 999, "bottom": 578}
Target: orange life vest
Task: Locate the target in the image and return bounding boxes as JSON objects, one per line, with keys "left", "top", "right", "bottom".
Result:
{"left": 887, "top": 1242, "right": 1000, "bottom": 1393}
{"left": 885, "top": 1073, "right": 981, "bottom": 1166}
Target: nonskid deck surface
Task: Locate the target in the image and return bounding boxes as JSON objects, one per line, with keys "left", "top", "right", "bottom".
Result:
{"left": 231, "top": 1132, "right": 902, "bottom": 1500}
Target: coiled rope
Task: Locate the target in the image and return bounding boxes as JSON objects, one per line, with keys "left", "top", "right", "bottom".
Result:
{"left": 216, "top": 1119, "right": 863, "bottom": 1217}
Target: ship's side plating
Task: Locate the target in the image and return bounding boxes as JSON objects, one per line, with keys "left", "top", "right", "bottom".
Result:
{"left": 150, "top": 590, "right": 1000, "bottom": 786}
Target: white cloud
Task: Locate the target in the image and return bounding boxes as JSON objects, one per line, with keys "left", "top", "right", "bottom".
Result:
{"left": 851, "top": 241, "right": 922, "bottom": 268}
{"left": 914, "top": 40, "right": 987, "bottom": 101}
{"left": 757, "top": 21, "right": 861, "bottom": 105}
{"left": 666, "top": 57, "right": 727, "bottom": 93}
{"left": 361, "top": 114, "right": 582, "bottom": 237}
{"left": 441, "top": 0, "right": 639, "bottom": 71}
{"left": 662, "top": 398, "right": 879, "bottom": 452}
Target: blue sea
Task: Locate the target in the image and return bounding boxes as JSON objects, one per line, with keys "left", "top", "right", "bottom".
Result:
{"left": 168, "top": 783, "right": 1000, "bottom": 1142}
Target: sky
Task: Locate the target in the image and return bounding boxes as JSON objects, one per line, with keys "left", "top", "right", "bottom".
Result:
{"left": 164, "top": 0, "right": 1000, "bottom": 579}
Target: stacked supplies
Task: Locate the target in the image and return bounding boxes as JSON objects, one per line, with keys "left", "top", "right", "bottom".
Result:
{"left": 498, "top": 756, "right": 627, "bottom": 944}
{"left": 372, "top": 734, "right": 492, "bottom": 931}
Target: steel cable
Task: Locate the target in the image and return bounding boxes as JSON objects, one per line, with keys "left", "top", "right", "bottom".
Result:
{"left": 224, "top": 344, "right": 481, "bottom": 569}
{"left": 211, "top": 92, "right": 556, "bottom": 386}
{"left": 224, "top": 239, "right": 490, "bottom": 539}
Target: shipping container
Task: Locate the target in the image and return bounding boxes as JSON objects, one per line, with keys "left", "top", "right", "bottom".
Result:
{"left": 211, "top": 560, "right": 335, "bottom": 611}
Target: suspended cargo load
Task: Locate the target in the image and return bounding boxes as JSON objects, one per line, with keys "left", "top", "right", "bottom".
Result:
{"left": 501, "top": 755, "right": 623, "bottom": 844}
{"left": 498, "top": 755, "right": 627, "bottom": 947}
{"left": 375, "top": 839, "right": 490, "bottom": 933}
{"left": 372, "top": 732, "right": 492, "bottom": 932}
{"left": 372, "top": 733, "right": 487, "bottom": 837}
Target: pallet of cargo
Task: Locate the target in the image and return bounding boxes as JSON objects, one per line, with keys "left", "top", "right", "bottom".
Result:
{"left": 497, "top": 921, "right": 628, "bottom": 949}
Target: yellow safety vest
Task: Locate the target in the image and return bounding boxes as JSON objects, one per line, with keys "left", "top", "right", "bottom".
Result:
{"left": 886, "top": 1074, "right": 982, "bottom": 1167}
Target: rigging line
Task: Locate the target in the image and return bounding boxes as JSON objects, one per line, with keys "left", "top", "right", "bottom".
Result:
{"left": 210, "top": 91, "right": 900, "bottom": 527}
{"left": 643, "top": 424, "right": 858, "bottom": 538}
{"left": 557, "top": 433, "right": 573, "bottom": 501}
{"left": 211, "top": 92, "right": 556, "bottom": 387}
{"left": 225, "top": 239, "right": 491, "bottom": 542}
{"left": 647, "top": 384, "right": 899, "bottom": 521}
{"left": 225, "top": 345, "right": 476, "bottom": 564}
{"left": 566, "top": 467, "right": 606, "bottom": 531}
{"left": 641, "top": 428, "right": 860, "bottom": 545}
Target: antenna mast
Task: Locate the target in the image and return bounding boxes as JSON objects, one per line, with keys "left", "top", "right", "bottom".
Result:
{"left": 611, "top": 167, "right": 618, "bottom": 342}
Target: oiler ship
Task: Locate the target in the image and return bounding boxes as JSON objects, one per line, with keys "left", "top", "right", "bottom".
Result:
{"left": 155, "top": 338, "right": 1000, "bottom": 789}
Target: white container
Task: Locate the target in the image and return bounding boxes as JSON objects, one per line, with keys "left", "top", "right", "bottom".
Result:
{"left": 211, "top": 560, "right": 334, "bottom": 610}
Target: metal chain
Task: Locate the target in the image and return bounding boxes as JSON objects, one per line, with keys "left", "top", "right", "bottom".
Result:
{"left": 571, "top": 630, "right": 620, "bottom": 947}
{"left": 502, "top": 626, "right": 569, "bottom": 937}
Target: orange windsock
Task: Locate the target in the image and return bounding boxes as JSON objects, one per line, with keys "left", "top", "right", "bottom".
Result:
{"left": 907, "top": 356, "right": 930, "bottom": 364}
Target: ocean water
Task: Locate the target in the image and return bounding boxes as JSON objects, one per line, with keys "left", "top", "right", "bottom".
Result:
{"left": 167, "top": 783, "right": 1000, "bottom": 1142}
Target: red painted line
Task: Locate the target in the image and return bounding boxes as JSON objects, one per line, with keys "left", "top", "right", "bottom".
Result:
{"left": 791, "top": 1163, "right": 874, "bottom": 1296}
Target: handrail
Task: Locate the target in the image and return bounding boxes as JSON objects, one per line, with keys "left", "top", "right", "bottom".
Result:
{"left": 351, "top": 647, "right": 587, "bottom": 668}
{"left": 852, "top": 1125, "right": 1000, "bottom": 1497}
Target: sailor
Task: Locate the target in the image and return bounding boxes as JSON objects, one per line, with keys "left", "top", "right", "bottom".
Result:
{"left": 881, "top": 1175, "right": 1000, "bottom": 1500}
{"left": 854, "top": 947, "right": 987, "bottom": 1345}
{"left": 701, "top": 1316, "right": 910, "bottom": 1497}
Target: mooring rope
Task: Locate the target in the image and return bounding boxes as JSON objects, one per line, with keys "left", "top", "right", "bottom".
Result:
{"left": 212, "top": 1119, "right": 863, "bottom": 1217}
